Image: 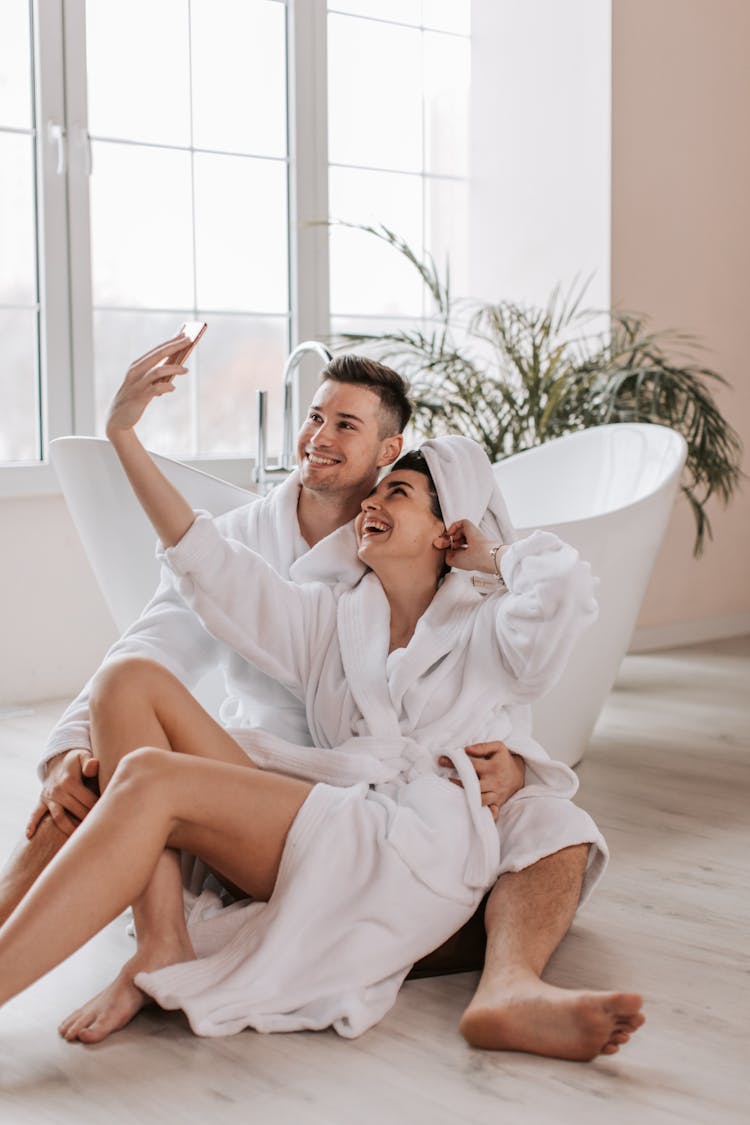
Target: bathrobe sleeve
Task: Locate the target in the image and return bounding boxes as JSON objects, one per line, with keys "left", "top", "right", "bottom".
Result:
{"left": 161, "top": 513, "right": 334, "bottom": 700}
{"left": 490, "top": 529, "right": 598, "bottom": 701}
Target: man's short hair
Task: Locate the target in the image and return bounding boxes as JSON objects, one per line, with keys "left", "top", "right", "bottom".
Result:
{"left": 320, "top": 354, "right": 412, "bottom": 436}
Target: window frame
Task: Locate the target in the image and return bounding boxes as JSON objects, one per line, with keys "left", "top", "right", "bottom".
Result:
{"left": 1, "top": 0, "right": 332, "bottom": 498}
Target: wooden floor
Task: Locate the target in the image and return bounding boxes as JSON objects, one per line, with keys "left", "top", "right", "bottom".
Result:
{"left": 0, "top": 636, "right": 747, "bottom": 1125}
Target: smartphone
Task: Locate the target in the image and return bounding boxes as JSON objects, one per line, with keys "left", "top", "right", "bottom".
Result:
{"left": 172, "top": 320, "right": 208, "bottom": 364}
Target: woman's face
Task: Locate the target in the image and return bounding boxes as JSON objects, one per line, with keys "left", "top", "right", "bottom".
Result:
{"left": 355, "top": 470, "right": 445, "bottom": 573}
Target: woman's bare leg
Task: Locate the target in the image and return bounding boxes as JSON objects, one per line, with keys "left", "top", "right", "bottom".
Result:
{"left": 0, "top": 747, "right": 312, "bottom": 1010}
{"left": 58, "top": 657, "right": 262, "bottom": 1042}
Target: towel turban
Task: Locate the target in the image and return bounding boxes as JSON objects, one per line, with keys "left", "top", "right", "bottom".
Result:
{"left": 420, "top": 435, "right": 517, "bottom": 545}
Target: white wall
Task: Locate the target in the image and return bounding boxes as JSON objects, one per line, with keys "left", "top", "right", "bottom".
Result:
{"left": 0, "top": 494, "right": 116, "bottom": 705}
{"left": 612, "top": 0, "right": 750, "bottom": 645}
{"left": 470, "top": 0, "right": 611, "bottom": 309}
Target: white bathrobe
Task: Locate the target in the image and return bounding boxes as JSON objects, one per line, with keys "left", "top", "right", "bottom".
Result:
{"left": 133, "top": 511, "right": 601, "bottom": 1038}
{"left": 42, "top": 470, "right": 364, "bottom": 771}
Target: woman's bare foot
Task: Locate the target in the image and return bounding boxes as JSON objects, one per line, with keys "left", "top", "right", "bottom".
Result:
{"left": 460, "top": 977, "right": 645, "bottom": 1060}
{"left": 58, "top": 935, "right": 195, "bottom": 1044}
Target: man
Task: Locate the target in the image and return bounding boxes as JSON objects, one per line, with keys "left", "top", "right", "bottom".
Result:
{"left": 0, "top": 348, "right": 642, "bottom": 1058}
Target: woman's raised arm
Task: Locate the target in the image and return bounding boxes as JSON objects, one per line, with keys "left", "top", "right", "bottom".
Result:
{"left": 106, "top": 335, "right": 194, "bottom": 548}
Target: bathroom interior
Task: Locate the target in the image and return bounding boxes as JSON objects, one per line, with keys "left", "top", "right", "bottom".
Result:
{"left": 0, "top": 1, "right": 747, "bottom": 1122}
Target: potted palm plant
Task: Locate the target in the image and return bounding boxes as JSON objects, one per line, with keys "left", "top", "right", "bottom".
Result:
{"left": 332, "top": 224, "right": 743, "bottom": 555}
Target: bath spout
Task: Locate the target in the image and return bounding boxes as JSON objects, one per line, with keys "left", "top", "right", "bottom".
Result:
{"left": 254, "top": 341, "right": 333, "bottom": 490}
{"left": 280, "top": 340, "right": 333, "bottom": 470}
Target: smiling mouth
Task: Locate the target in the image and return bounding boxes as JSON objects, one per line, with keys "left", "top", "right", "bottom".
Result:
{"left": 360, "top": 517, "right": 391, "bottom": 537}
{"left": 306, "top": 451, "right": 341, "bottom": 466}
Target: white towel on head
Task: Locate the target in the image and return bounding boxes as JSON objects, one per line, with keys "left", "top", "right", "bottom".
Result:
{"left": 420, "top": 435, "right": 517, "bottom": 544}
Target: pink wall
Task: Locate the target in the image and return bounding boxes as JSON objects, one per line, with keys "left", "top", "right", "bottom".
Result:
{"left": 612, "top": 0, "right": 750, "bottom": 637}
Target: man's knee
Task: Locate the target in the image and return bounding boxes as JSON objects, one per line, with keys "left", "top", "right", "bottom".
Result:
{"left": 90, "top": 657, "right": 167, "bottom": 713}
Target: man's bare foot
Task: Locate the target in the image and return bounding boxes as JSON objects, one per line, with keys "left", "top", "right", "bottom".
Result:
{"left": 58, "top": 936, "right": 195, "bottom": 1044}
{"left": 460, "top": 977, "right": 645, "bottom": 1060}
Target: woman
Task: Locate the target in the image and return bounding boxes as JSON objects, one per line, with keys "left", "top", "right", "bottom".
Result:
{"left": 0, "top": 338, "right": 602, "bottom": 1040}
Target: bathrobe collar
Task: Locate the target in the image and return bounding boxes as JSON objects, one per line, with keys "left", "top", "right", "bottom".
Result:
{"left": 337, "top": 571, "right": 483, "bottom": 737}
{"left": 386, "top": 573, "right": 481, "bottom": 715}
{"left": 337, "top": 573, "right": 399, "bottom": 739}
{"left": 257, "top": 468, "right": 365, "bottom": 589}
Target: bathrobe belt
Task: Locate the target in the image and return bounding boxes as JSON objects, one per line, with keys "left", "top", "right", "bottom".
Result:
{"left": 230, "top": 726, "right": 499, "bottom": 890}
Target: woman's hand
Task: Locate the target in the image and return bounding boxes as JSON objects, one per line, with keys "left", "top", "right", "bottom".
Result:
{"left": 106, "top": 335, "right": 190, "bottom": 437}
{"left": 434, "top": 519, "right": 508, "bottom": 575}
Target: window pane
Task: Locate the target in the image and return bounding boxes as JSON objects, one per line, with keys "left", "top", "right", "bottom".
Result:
{"left": 425, "top": 177, "right": 469, "bottom": 302}
{"left": 424, "top": 31, "right": 469, "bottom": 177}
{"left": 196, "top": 314, "right": 288, "bottom": 456}
{"left": 194, "top": 153, "right": 288, "bottom": 313}
{"left": 0, "top": 309, "right": 38, "bottom": 461}
{"left": 191, "top": 0, "right": 286, "bottom": 157}
{"left": 0, "top": 0, "right": 32, "bottom": 129}
{"left": 422, "top": 0, "right": 471, "bottom": 35}
{"left": 93, "top": 310, "right": 194, "bottom": 454}
{"left": 86, "top": 0, "right": 191, "bottom": 145}
{"left": 328, "top": 14, "right": 422, "bottom": 171}
{"left": 90, "top": 142, "right": 194, "bottom": 309}
{"left": 328, "top": 2, "right": 421, "bottom": 25}
{"left": 329, "top": 167, "right": 423, "bottom": 317}
{"left": 0, "top": 132, "right": 36, "bottom": 305}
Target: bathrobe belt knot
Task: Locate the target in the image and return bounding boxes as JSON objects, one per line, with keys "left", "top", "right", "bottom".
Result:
{"left": 229, "top": 726, "right": 498, "bottom": 891}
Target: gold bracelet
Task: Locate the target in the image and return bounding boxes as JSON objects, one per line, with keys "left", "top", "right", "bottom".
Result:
{"left": 488, "top": 544, "right": 505, "bottom": 579}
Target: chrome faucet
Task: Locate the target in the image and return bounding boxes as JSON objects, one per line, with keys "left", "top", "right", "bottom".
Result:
{"left": 254, "top": 340, "right": 333, "bottom": 490}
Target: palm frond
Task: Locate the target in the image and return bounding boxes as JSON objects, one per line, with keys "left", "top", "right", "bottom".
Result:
{"left": 328, "top": 225, "right": 744, "bottom": 555}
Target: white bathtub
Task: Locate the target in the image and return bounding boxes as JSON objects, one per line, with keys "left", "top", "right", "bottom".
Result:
{"left": 493, "top": 423, "right": 687, "bottom": 764}
{"left": 51, "top": 422, "right": 686, "bottom": 765}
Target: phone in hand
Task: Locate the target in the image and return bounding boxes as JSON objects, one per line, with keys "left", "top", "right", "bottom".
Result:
{"left": 172, "top": 320, "right": 208, "bottom": 365}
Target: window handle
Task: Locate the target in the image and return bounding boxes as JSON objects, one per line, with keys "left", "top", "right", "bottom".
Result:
{"left": 47, "top": 121, "right": 66, "bottom": 175}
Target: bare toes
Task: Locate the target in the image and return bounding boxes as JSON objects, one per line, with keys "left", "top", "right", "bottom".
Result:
{"left": 78, "top": 1022, "right": 109, "bottom": 1044}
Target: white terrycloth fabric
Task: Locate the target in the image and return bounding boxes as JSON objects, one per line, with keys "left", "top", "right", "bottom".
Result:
{"left": 421, "top": 434, "right": 517, "bottom": 545}
{"left": 134, "top": 452, "right": 603, "bottom": 1038}
{"left": 41, "top": 469, "right": 365, "bottom": 773}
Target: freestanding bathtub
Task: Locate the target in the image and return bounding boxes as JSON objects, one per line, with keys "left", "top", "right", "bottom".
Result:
{"left": 493, "top": 423, "right": 687, "bottom": 764}
{"left": 50, "top": 421, "right": 686, "bottom": 766}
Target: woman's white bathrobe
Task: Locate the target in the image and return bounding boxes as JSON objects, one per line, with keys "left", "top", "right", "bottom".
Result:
{"left": 134, "top": 512, "right": 601, "bottom": 1038}
{"left": 41, "top": 469, "right": 365, "bottom": 770}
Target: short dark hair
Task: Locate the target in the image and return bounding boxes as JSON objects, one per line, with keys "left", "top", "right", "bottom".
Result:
{"left": 389, "top": 449, "right": 443, "bottom": 521}
{"left": 320, "top": 354, "right": 412, "bottom": 436}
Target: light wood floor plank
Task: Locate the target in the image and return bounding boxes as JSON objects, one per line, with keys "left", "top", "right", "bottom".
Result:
{"left": 1, "top": 636, "right": 748, "bottom": 1123}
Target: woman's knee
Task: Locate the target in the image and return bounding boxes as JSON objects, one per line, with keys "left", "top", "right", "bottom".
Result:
{"left": 109, "top": 745, "right": 175, "bottom": 796}
{"left": 89, "top": 656, "right": 170, "bottom": 713}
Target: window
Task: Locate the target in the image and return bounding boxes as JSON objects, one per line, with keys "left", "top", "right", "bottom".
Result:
{"left": 0, "top": 0, "right": 41, "bottom": 463}
{"left": 1, "top": 0, "right": 471, "bottom": 490}
{"left": 327, "top": 1, "right": 471, "bottom": 337}
{"left": 85, "top": 0, "right": 290, "bottom": 459}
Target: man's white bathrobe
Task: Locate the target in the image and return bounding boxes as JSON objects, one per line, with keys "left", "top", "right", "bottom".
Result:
{"left": 131, "top": 510, "right": 603, "bottom": 1038}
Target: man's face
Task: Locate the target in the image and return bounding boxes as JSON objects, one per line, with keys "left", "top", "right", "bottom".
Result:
{"left": 296, "top": 380, "right": 402, "bottom": 497}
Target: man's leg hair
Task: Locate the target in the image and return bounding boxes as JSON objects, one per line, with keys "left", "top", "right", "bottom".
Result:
{"left": 460, "top": 844, "right": 645, "bottom": 1060}
{"left": 0, "top": 814, "right": 68, "bottom": 927}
